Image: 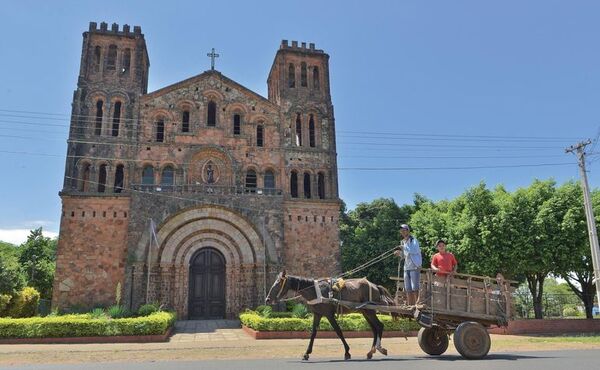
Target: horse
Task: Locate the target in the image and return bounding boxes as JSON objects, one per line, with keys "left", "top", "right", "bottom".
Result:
{"left": 265, "top": 270, "right": 398, "bottom": 361}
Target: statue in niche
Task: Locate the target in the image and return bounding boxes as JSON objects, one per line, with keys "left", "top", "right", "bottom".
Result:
{"left": 201, "top": 160, "right": 220, "bottom": 184}
{"left": 206, "top": 164, "right": 215, "bottom": 184}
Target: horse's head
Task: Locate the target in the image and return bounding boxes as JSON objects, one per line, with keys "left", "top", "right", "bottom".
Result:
{"left": 265, "top": 270, "right": 289, "bottom": 305}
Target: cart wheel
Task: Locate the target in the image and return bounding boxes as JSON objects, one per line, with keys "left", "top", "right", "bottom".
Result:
{"left": 417, "top": 327, "right": 449, "bottom": 355}
{"left": 453, "top": 321, "right": 490, "bottom": 359}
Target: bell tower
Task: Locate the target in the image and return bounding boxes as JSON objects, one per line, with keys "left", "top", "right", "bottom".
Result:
{"left": 268, "top": 41, "right": 341, "bottom": 277}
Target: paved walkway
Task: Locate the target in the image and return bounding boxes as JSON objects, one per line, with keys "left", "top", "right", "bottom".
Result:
{"left": 170, "top": 320, "right": 251, "bottom": 342}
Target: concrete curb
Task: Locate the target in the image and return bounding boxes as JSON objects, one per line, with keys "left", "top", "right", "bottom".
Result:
{"left": 242, "top": 325, "right": 418, "bottom": 339}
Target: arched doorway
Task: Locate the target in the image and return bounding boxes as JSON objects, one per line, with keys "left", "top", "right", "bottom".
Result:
{"left": 188, "top": 248, "right": 226, "bottom": 319}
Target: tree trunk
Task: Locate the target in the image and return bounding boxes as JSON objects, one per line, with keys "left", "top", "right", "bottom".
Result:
{"left": 527, "top": 273, "right": 546, "bottom": 319}
{"left": 564, "top": 272, "right": 595, "bottom": 319}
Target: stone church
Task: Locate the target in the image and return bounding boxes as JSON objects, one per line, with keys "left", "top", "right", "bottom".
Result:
{"left": 52, "top": 22, "right": 341, "bottom": 319}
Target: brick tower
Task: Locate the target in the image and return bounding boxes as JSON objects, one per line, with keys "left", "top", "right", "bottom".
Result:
{"left": 268, "top": 40, "right": 341, "bottom": 276}
{"left": 54, "top": 22, "right": 148, "bottom": 307}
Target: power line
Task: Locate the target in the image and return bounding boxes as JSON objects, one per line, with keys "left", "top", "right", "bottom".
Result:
{"left": 338, "top": 163, "right": 572, "bottom": 171}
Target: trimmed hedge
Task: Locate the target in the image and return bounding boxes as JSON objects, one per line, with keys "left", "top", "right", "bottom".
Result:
{"left": 0, "top": 311, "right": 176, "bottom": 338}
{"left": 240, "top": 312, "right": 420, "bottom": 332}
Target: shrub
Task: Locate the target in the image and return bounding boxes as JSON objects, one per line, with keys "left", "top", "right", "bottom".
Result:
{"left": 239, "top": 312, "right": 420, "bottom": 332}
{"left": 107, "top": 305, "right": 130, "bottom": 319}
{"left": 8, "top": 287, "right": 40, "bottom": 318}
{"left": 0, "top": 311, "right": 176, "bottom": 338}
{"left": 269, "top": 311, "right": 294, "bottom": 318}
{"left": 255, "top": 305, "right": 273, "bottom": 318}
{"left": 90, "top": 308, "right": 107, "bottom": 319}
{"left": 292, "top": 303, "right": 309, "bottom": 319}
{"left": 562, "top": 305, "right": 581, "bottom": 317}
{"left": 0, "top": 294, "right": 11, "bottom": 316}
{"left": 137, "top": 303, "right": 160, "bottom": 317}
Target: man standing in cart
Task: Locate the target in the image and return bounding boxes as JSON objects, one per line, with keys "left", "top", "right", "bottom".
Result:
{"left": 430, "top": 239, "right": 458, "bottom": 278}
{"left": 394, "top": 224, "right": 422, "bottom": 306}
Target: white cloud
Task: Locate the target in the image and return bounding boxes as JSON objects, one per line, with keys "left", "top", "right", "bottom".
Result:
{"left": 0, "top": 229, "right": 59, "bottom": 245}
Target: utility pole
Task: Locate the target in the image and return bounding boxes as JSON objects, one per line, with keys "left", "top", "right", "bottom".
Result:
{"left": 566, "top": 139, "right": 600, "bottom": 308}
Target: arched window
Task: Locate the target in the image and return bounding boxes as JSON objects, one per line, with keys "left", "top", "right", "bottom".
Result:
{"left": 142, "top": 165, "right": 154, "bottom": 190}
{"left": 156, "top": 118, "right": 164, "bottom": 142}
{"left": 207, "top": 101, "right": 216, "bottom": 126}
{"left": 114, "top": 164, "right": 124, "bottom": 193}
{"left": 94, "top": 46, "right": 101, "bottom": 72}
{"left": 303, "top": 172, "right": 311, "bottom": 199}
{"left": 245, "top": 169, "right": 257, "bottom": 192}
{"left": 182, "top": 110, "right": 190, "bottom": 133}
{"left": 98, "top": 164, "right": 107, "bottom": 193}
{"left": 295, "top": 113, "right": 302, "bottom": 146}
{"left": 288, "top": 63, "right": 295, "bottom": 88}
{"left": 161, "top": 166, "right": 174, "bottom": 192}
{"left": 106, "top": 45, "right": 117, "bottom": 70}
{"left": 309, "top": 114, "right": 316, "bottom": 148}
{"left": 300, "top": 62, "right": 307, "bottom": 87}
{"left": 233, "top": 114, "right": 241, "bottom": 135}
{"left": 94, "top": 100, "right": 103, "bottom": 136}
{"left": 256, "top": 125, "right": 264, "bottom": 147}
{"left": 290, "top": 171, "right": 298, "bottom": 198}
{"left": 318, "top": 172, "right": 325, "bottom": 199}
{"left": 121, "top": 48, "right": 131, "bottom": 74}
{"left": 112, "top": 101, "right": 121, "bottom": 137}
{"left": 313, "top": 67, "right": 320, "bottom": 90}
{"left": 80, "top": 163, "right": 91, "bottom": 192}
{"left": 264, "top": 170, "right": 275, "bottom": 192}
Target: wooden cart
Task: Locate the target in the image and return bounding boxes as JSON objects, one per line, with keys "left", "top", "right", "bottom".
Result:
{"left": 320, "top": 269, "right": 515, "bottom": 359}
{"left": 391, "top": 269, "right": 516, "bottom": 359}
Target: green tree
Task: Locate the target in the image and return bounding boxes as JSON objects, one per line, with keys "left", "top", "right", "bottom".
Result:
{"left": 340, "top": 198, "right": 412, "bottom": 288}
{"left": 0, "top": 241, "right": 26, "bottom": 296}
{"left": 17, "top": 228, "right": 57, "bottom": 299}
{"left": 537, "top": 182, "right": 597, "bottom": 318}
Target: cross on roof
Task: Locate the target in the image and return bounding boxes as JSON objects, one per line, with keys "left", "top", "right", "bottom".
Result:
{"left": 207, "top": 48, "right": 220, "bottom": 70}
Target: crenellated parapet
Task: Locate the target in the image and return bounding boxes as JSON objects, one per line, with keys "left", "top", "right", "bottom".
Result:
{"left": 88, "top": 21, "right": 143, "bottom": 38}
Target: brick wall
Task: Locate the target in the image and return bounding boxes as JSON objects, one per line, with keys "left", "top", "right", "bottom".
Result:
{"left": 52, "top": 196, "right": 130, "bottom": 310}
{"left": 488, "top": 319, "right": 600, "bottom": 335}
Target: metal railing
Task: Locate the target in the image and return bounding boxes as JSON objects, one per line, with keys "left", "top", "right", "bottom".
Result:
{"left": 131, "top": 183, "right": 283, "bottom": 196}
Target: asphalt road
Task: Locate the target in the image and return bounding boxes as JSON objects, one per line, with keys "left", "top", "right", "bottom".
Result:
{"left": 4, "top": 350, "right": 599, "bottom": 370}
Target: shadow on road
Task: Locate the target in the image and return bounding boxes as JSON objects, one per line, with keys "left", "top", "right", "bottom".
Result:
{"left": 290, "top": 353, "right": 555, "bottom": 364}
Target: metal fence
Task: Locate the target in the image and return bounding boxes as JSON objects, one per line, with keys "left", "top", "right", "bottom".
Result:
{"left": 513, "top": 292, "right": 597, "bottom": 319}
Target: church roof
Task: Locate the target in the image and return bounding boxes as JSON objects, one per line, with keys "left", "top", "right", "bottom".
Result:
{"left": 142, "top": 70, "right": 277, "bottom": 108}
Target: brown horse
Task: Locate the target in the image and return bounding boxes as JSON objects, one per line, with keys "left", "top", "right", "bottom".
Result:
{"left": 265, "top": 270, "right": 397, "bottom": 361}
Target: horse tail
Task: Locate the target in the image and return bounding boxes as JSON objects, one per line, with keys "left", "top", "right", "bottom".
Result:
{"left": 377, "top": 285, "right": 400, "bottom": 320}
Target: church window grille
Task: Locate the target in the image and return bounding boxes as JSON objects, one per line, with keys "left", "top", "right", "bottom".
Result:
{"left": 318, "top": 172, "right": 325, "bottom": 199}
{"left": 245, "top": 169, "right": 257, "bottom": 192}
{"left": 300, "top": 62, "right": 307, "bottom": 87}
{"left": 313, "top": 67, "right": 320, "bottom": 90}
{"left": 121, "top": 48, "right": 131, "bottom": 74}
{"left": 94, "top": 46, "right": 101, "bottom": 72}
{"left": 94, "top": 100, "right": 103, "bottom": 136}
{"left": 295, "top": 113, "right": 302, "bottom": 146}
{"left": 233, "top": 114, "right": 241, "bottom": 135}
{"left": 303, "top": 172, "right": 311, "bottom": 199}
{"left": 106, "top": 45, "right": 117, "bottom": 70}
{"left": 161, "top": 166, "right": 174, "bottom": 191}
{"left": 290, "top": 171, "right": 298, "bottom": 198}
{"left": 112, "top": 101, "right": 121, "bottom": 137}
{"left": 309, "top": 114, "right": 316, "bottom": 147}
{"left": 207, "top": 101, "right": 217, "bottom": 126}
{"left": 182, "top": 110, "right": 190, "bottom": 133}
{"left": 156, "top": 118, "right": 165, "bottom": 142}
{"left": 142, "top": 165, "right": 154, "bottom": 190}
{"left": 80, "top": 163, "right": 91, "bottom": 192}
{"left": 114, "top": 164, "right": 124, "bottom": 193}
{"left": 98, "top": 164, "right": 107, "bottom": 193}
{"left": 256, "top": 125, "right": 264, "bottom": 147}
{"left": 288, "top": 63, "right": 295, "bottom": 88}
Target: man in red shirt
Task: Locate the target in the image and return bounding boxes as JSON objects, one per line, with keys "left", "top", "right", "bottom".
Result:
{"left": 430, "top": 239, "right": 457, "bottom": 277}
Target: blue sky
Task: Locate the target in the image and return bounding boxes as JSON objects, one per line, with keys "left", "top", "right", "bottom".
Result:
{"left": 0, "top": 0, "right": 598, "bottom": 243}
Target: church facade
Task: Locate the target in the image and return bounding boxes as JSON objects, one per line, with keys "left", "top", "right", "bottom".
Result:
{"left": 52, "top": 22, "right": 341, "bottom": 319}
